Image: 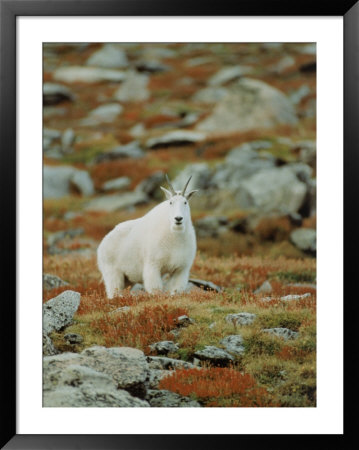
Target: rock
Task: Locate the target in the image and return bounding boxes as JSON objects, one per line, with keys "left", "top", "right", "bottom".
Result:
{"left": 208, "top": 65, "right": 253, "bottom": 85}
{"left": 43, "top": 273, "right": 69, "bottom": 290}
{"left": 43, "top": 290, "right": 81, "bottom": 334}
{"left": 298, "top": 43, "right": 316, "bottom": 55}
{"left": 64, "top": 333, "right": 83, "bottom": 344}
{"left": 225, "top": 312, "right": 257, "bottom": 326}
{"left": 43, "top": 333, "right": 58, "bottom": 356}
{"left": 172, "top": 163, "right": 213, "bottom": 192}
{"left": 280, "top": 293, "right": 311, "bottom": 301}
{"left": 85, "top": 190, "right": 148, "bottom": 212}
{"left": 102, "top": 176, "right": 131, "bottom": 192}
{"left": 262, "top": 328, "right": 299, "bottom": 340}
{"left": 43, "top": 83, "right": 74, "bottom": 105}
{"left": 149, "top": 341, "right": 179, "bottom": 356}
{"left": 236, "top": 167, "right": 307, "bottom": 214}
{"left": 146, "top": 369, "right": 170, "bottom": 389}
{"left": 296, "top": 140, "right": 316, "bottom": 168}
{"left": 220, "top": 335, "right": 245, "bottom": 356}
{"left": 114, "top": 72, "right": 150, "bottom": 102}
{"left": 147, "top": 356, "right": 196, "bottom": 370}
{"left": 254, "top": 280, "right": 273, "bottom": 294}
{"left": 86, "top": 44, "right": 129, "bottom": 68}
{"left": 130, "top": 283, "right": 145, "bottom": 293}
{"left": 61, "top": 128, "right": 75, "bottom": 153}
{"left": 43, "top": 364, "right": 149, "bottom": 407}
{"left": 70, "top": 170, "right": 95, "bottom": 196}
{"left": 80, "top": 103, "right": 123, "bottom": 125}
{"left": 135, "top": 60, "right": 170, "bottom": 73}
{"left": 287, "top": 162, "right": 313, "bottom": 183}
{"left": 192, "top": 86, "right": 229, "bottom": 103}
{"left": 289, "top": 84, "right": 311, "bottom": 105}
{"left": 194, "top": 216, "right": 228, "bottom": 238}
{"left": 186, "top": 56, "right": 215, "bottom": 67}
{"left": 130, "top": 123, "right": 146, "bottom": 138}
{"left": 135, "top": 171, "right": 165, "bottom": 197}
{"left": 47, "top": 228, "right": 84, "bottom": 247}
{"left": 188, "top": 278, "right": 222, "bottom": 292}
{"left": 269, "top": 56, "right": 295, "bottom": 74}
{"left": 146, "top": 390, "right": 201, "bottom": 407}
{"left": 146, "top": 130, "right": 206, "bottom": 149}
{"left": 44, "top": 166, "right": 94, "bottom": 198}
{"left": 196, "top": 78, "right": 297, "bottom": 133}
{"left": 53, "top": 66, "right": 127, "bottom": 83}
{"left": 176, "top": 315, "right": 194, "bottom": 327}
{"left": 290, "top": 228, "right": 316, "bottom": 253}
{"left": 194, "top": 346, "right": 234, "bottom": 366}
{"left": 95, "top": 141, "right": 145, "bottom": 163}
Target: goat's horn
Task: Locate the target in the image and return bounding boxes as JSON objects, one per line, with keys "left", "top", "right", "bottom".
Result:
{"left": 165, "top": 174, "right": 176, "bottom": 195}
{"left": 182, "top": 176, "right": 192, "bottom": 196}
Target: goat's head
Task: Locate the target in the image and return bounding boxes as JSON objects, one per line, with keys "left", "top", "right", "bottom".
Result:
{"left": 160, "top": 175, "right": 198, "bottom": 232}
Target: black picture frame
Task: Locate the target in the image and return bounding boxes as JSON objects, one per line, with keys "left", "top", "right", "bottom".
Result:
{"left": 1, "top": 0, "right": 357, "bottom": 448}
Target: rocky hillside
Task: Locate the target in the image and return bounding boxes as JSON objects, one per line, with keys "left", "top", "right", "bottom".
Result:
{"left": 43, "top": 43, "right": 316, "bottom": 407}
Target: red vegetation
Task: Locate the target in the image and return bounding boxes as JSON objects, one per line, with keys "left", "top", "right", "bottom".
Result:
{"left": 158, "top": 367, "right": 275, "bottom": 407}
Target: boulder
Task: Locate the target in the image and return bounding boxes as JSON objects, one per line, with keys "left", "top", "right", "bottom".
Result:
{"left": 43, "top": 333, "right": 58, "bottom": 356}
{"left": 225, "top": 312, "right": 257, "bottom": 326}
{"left": 86, "top": 44, "right": 129, "bottom": 68}
{"left": 194, "top": 346, "right": 234, "bottom": 366}
{"left": 114, "top": 72, "right": 150, "bottom": 102}
{"left": 196, "top": 78, "right": 297, "bottom": 133}
{"left": 188, "top": 278, "right": 222, "bottom": 292}
{"left": 80, "top": 103, "right": 123, "bottom": 126}
{"left": 194, "top": 216, "right": 228, "bottom": 238}
{"left": 102, "top": 176, "right": 131, "bottom": 192}
{"left": 146, "top": 390, "right": 201, "bottom": 407}
{"left": 43, "top": 364, "right": 149, "bottom": 407}
{"left": 192, "top": 86, "right": 229, "bottom": 103}
{"left": 290, "top": 228, "right": 316, "bottom": 253}
{"left": 43, "top": 166, "right": 94, "bottom": 198}
{"left": 220, "top": 335, "right": 245, "bottom": 356}
{"left": 53, "top": 66, "right": 127, "bottom": 83}
{"left": 208, "top": 65, "right": 253, "bottom": 86}
{"left": 262, "top": 328, "right": 299, "bottom": 340}
{"left": 43, "top": 273, "right": 69, "bottom": 290}
{"left": 236, "top": 167, "right": 307, "bottom": 214}
{"left": 149, "top": 341, "right": 179, "bottom": 356}
{"left": 95, "top": 141, "right": 145, "bottom": 163}
{"left": 43, "top": 83, "right": 74, "bottom": 106}
{"left": 146, "top": 130, "right": 206, "bottom": 149}
{"left": 172, "top": 163, "right": 213, "bottom": 191}
{"left": 254, "top": 280, "right": 273, "bottom": 294}
{"left": 43, "top": 290, "right": 81, "bottom": 334}
{"left": 147, "top": 356, "right": 196, "bottom": 370}
{"left": 85, "top": 190, "right": 148, "bottom": 212}
{"left": 64, "top": 333, "right": 84, "bottom": 344}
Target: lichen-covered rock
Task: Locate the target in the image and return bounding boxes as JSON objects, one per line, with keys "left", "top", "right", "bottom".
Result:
{"left": 194, "top": 346, "right": 234, "bottom": 366}
{"left": 149, "top": 341, "right": 179, "bottom": 356}
{"left": 64, "top": 333, "right": 83, "bottom": 344}
{"left": 147, "top": 356, "right": 196, "bottom": 371}
{"left": 290, "top": 228, "right": 316, "bottom": 253}
{"left": 220, "top": 335, "right": 245, "bottom": 356}
{"left": 85, "top": 190, "right": 148, "bottom": 212}
{"left": 43, "top": 166, "right": 94, "bottom": 198}
{"left": 225, "top": 312, "right": 257, "bottom": 326}
{"left": 43, "top": 290, "right": 81, "bottom": 334}
{"left": 146, "top": 390, "right": 201, "bottom": 407}
{"left": 262, "top": 328, "right": 299, "bottom": 340}
{"left": 86, "top": 44, "right": 129, "bottom": 69}
{"left": 42, "top": 333, "right": 58, "bottom": 356}
{"left": 43, "top": 273, "right": 69, "bottom": 291}
{"left": 114, "top": 72, "right": 150, "bottom": 102}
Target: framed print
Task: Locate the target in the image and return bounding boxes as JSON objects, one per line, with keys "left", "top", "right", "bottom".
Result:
{"left": 1, "top": 0, "right": 356, "bottom": 448}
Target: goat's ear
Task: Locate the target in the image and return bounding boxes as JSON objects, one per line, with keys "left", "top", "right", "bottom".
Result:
{"left": 186, "top": 190, "right": 198, "bottom": 200}
{"left": 160, "top": 186, "right": 173, "bottom": 200}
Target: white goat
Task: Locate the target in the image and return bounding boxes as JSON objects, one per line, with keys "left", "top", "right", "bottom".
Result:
{"left": 97, "top": 175, "right": 197, "bottom": 298}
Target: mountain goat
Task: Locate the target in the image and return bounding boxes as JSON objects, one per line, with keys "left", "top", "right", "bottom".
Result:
{"left": 97, "top": 175, "right": 198, "bottom": 298}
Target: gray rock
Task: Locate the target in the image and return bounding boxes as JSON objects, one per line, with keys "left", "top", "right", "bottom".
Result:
{"left": 135, "top": 171, "right": 165, "bottom": 197}
{"left": 196, "top": 78, "right": 297, "bottom": 133}
{"left": 262, "top": 328, "right": 299, "bottom": 340}
{"left": 194, "top": 216, "right": 228, "bottom": 238}
{"left": 254, "top": 280, "right": 273, "bottom": 294}
{"left": 147, "top": 390, "right": 201, "bottom": 407}
{"left": 192, "top": 86, "right": 229, "bottom": 103}
{"left": 208, "top": 65, "right": 253, "bottom": 85}
{"left": 146, "top": 130, "right": 206, "bottom": 149}
{"left": 194, "top": 346, "right": 234, "bottom": 366}
{"left": 172, "top": 163, "right": 213, "bottom": 191}
{"left": 188, "top": 278, "right": 222, "bottom": 292}
{"left": 298, "top": 43, "right": 316, "bottom": 55}
{"left": 86, "top": 44, "right": 129, "bottom": 68}
{"left": 43, "top": 83, "right": 74, "bottom": 105}
{"left": 43, "top": 333, "right": 58, "bottom": 356}
{"left": 53, "top": 66, "right": 127, "bottom": 83}
{"left": 287, "top": 162, "right": 313, "bottom": 183}
{"left": 130, "top": 283, "right": 145, "bottom": 293}
{"left": 114, "top": 72, "right": 150, "bottom": 102}
{"left": 102, "top": 176, "right": 131, "bottom": 192}
{"left": 81, "top": 103, "right": 123, "bottom": 125}
{"left": 147, "top": 356, "right": 196, "bottom": 370}
{"left": 149, "top": 341, "right": 179, "bottom": 355}
{"left": 280, "top": 293, "right": 311, "bottom": 301}
{"left": 47, "top": 228, "right": 84, "bottom": 247}
{"left": 43, "top": 273, "right": 69, "bottom": 290}
{"left": 269, "top": 56, "right": 295, "bottom": 74}
{"left": 297, "top": 140, "right": 316, "bottom": 168}
{"left": 130, "top": 123, "right": 146, "bottom": 138}
{"left": 44, "top": 166, "right": 94, "bottom": 198}
{"left": 225, "top": 312, "right": 257, "bottom": 326}
{"left": 43, "top": 290, "right": 81, "bottom": 334}
{"left": 136, "top": 60, "right": 170, "bottom": 73}
{"left": 289, "top": 84, "right": 311, "bottom": 105}
{"left": 43, "top": 364, "right": 149, "bottom": 407}
{"left": 85, "top": 190, "right": 148, "bottom": 212}
{"left": 176, "top": 315, "right": 194, "bottom": 327}
{"left": 220, "top": 335, "right": 245, "bottom": 356}
{"left": 95, "top": 141, "right": 145, "bottom": 163}
{"left": 236, "top": 167, "right": 307, "bottom": 214}
{"left": 64, "top": 333, "right": 83, "bottom": 344}
{"left": 290, "top": 228, "right": 316, "bottom": 253}
{"left": 61, "top": 128, "right": 75, "bottom": 153}
{"left": 146, "top": 369, "right": 170, "bottom": 389}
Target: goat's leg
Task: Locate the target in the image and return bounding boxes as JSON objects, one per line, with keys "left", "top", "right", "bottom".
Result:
{"left": 167, "top": 267, "right": 190, "bottom": 294}
{"left": 143, "top": 264, "right": 163, "bottom": 293}
{"left": 102, "top": 267, "right": 125, "bottom": 299}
